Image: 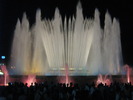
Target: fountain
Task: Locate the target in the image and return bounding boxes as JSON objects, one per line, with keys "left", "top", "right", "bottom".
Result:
{"left": 10, "top": 2, "right": 123, "bottom": 76}
{"left": 65, "top": 64, "right": 69, "bottom": 84}
{"left": 25, "top": 75, "right": 36, "bottom": 87}
{"left": 124, "top": 64, "right": 132, "bottom": 83}
{"left": 0, "top": 65, "right": 9, "bottom": 86}
{"left": 96, "top": 74, "right": 112, "bottom": 86}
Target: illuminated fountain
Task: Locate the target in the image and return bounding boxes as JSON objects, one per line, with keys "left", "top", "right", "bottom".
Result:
{"left": 0, "top": 65, "right": 9, "bottom": 86}
{"left": 124, "top": 64, "right": 132, "bottom": 83}
{"left": 65, "top": 65, "right": 69, "bottom": 84}
{"left": 96, "top": 74, "right": 112, "bottom": 86}
{"left": 25, "top": 75, "right": 36, "bottom": 87}
{"left": 10, "top": 2, "right": 122, "bottom": 76}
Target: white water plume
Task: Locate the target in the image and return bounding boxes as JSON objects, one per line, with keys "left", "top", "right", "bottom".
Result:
{"left": 10, "top": 2, "right": 122, "bottom": 75}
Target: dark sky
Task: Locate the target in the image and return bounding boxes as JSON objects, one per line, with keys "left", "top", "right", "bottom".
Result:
{"left": 0, "top": 0, "right": 133, "bottom": 65}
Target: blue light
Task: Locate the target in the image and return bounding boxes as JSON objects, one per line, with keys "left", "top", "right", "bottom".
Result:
{"left": 1, "top": 56, "right": 5, "bottom": 59}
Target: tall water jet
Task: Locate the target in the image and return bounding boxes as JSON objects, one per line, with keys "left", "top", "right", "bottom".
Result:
{"left": 87, "top": 9, "right": 102, "bottom": 74}
{"left": 11, "top": 13, "right": 31, "bottom": 75}
{"left": 10, "top": 2, "right": 123, "bottom": 76}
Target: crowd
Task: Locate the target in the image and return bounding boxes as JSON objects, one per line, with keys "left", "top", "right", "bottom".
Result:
{"left": 0, "top": 81, "right": 133, "bottom": 100}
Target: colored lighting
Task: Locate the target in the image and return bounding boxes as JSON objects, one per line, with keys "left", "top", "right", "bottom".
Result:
{"left": 1, "top": 56, "right": 5, "bottom": 59}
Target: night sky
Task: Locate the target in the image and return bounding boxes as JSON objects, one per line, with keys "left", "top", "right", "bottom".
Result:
{"left": 0, "top": 0, "right": 133, "bottom": 65}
